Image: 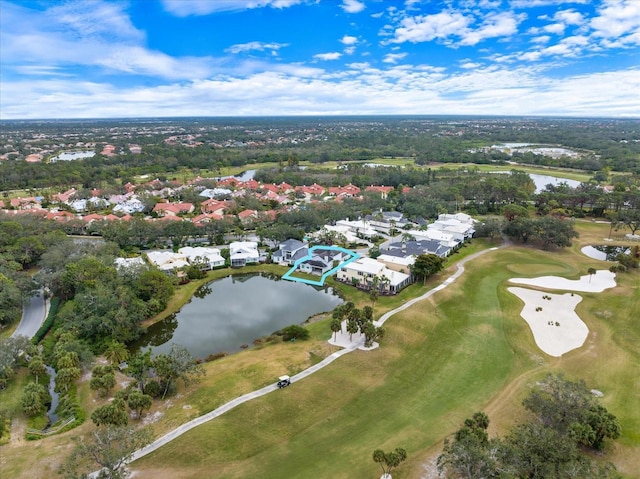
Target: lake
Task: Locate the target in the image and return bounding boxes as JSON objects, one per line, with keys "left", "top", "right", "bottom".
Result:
{"left": 529, "top": 173, "right": 581, "bottom": 193}
{"left": 133, "top": 273, "right": 343, "bottom": 359}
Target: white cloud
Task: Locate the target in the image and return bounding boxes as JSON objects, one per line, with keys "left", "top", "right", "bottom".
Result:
{"left": 47, "top": 0, "right": 145, "bottom": 43}
{"left": 459, "top": 11, "right": 524, "bottom": 46}
{"left": 341, "top": 0, "right": 366, "bottom": 14}
{"left": 460, "top": 61, "right": 482, "bottom": 69}
{"left": 341, "top": 35, "right": 358, "bottom": 45}
{"left": 313, "top": 52, "right": 342, "bottom": 61}
{"left": 0, "top": 1, "right": 218, "bottom": 80}
{"left": 390, "top": 10, "right": 523, "bottom": 46}
{"left": 509, "top": 0, "right": 588, "bottom": 7}
{"left": 4, "top": 61, "right": 638, "bottom": 119}
{"left": 226, "top": 42, "right": 289, "bottom": 54}
{"left": 542, "top": 23, "right": 565, "bottom": 35}
{"left": 554, "top": 9, "right": 584, "bottom": 26}
{"left": 383, "top": 52, "right": 407, "bottom": 63}
{"left": 391, "top": 11, "right": 472, "bottom": 43}
{"left": 531, "top": 35, "right": 551, "bottom": 44}
{"left": 161, "top": 0, "right": 304, "bottom": 16}
{"left": 590, "top": 0, "right": 640, "bottom": 39}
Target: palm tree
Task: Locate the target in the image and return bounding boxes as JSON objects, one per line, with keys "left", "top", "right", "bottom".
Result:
{"left": 105, "top": 341, "right": 129, "bottom": 367}
{"left": 346, "top": 318, "right": 359, "bottom": 341}
{"left": 330, "top": 318, "right": 342, "bottom": 340}
{"left": 588, "top": 268, "right": 597, "bottom": 283}
{"left": 369, "top": 289, "right": 379, "bottom": 310}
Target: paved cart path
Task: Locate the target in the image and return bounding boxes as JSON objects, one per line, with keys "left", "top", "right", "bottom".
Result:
{"left": 127, "top": 244, "right": 504, "bottom": 465}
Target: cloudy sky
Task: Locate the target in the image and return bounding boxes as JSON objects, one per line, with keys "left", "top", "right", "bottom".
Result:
{"left": 1, "top": 0, "right": 639, "bottom": 119}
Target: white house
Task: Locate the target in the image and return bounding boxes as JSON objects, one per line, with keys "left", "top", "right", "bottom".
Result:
{"left": 229, "top": 241, "right": 260, "bottom": 267}
{"left": 336, "top": 257, "right": 411, "bottom": 293}
{"left": 178, "top": 246, "right": 225, "bottom": 269}
{"left": 429, "top": 217, "right": 475, "bottom": 241}
{"left": 145, "top": 251, "right": 190, "bottom": 272}
{"left": 335, "top": 219, "right": 378, "bottom": 238}
{"left": 376, "top": 254, "right": 414, "bottom": 274}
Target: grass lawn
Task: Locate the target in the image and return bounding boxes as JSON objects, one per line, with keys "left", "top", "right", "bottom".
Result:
{"left": 129, "top": 238, "right": 640, "bottom": 479}
{"left": 3, "top": 225, "right": 638, "bottom": 479}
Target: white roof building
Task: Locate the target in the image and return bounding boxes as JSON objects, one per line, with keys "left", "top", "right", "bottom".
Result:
{"left": 178, "top": 246, "right": 225, "bottom": 269}
{"left": 114, "top": 256, "right": 146, "bottom": 271}
{"left": 407, "top": 229, "right": 459, "bottom": 247}
{"left": 335, "top": 219, "right": 378, "bottom": 238}
{"left": 229, "top": 241, "right": 260, "bottom": 266}
{"left": 336, "top": 257, "right": 411, "bottom": 293}
{"left": 145, "top": 251, "right": 190, "bottom": 272}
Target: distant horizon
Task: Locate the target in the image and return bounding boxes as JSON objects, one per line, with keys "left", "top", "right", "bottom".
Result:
{"left": 1, "top": 1, "right": 639, "bottom": 120}
{"left": 2, "top": 113, "right": 639, "bottom": 123}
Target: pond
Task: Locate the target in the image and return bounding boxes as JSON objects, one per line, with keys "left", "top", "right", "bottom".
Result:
{"left": 581, "top": 245, "right": 630, "bottom": 261}
{"left": 529, "top": 173, "right": 581, "bottom": 193}
{"left": 132, "top": 273, "right": 343, "bottom": 359}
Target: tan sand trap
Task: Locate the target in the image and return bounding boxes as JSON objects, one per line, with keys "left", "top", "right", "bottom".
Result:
{"left": 509, "top": 269, "right": 616, "bottom": 292}
{"left": 507, "top": 287, "right": 589, "bottom": 357}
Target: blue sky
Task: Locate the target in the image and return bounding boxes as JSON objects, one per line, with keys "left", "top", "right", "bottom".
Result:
{"left": 1, "top": 0, "right": 638, "bottom": 119}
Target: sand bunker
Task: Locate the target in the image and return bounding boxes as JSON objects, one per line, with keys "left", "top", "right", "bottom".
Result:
{"left": 507, "top": 287, "right": 589, "bottom": 357}
{"left": 509, "top": 269, "right": 616, "bottom": 293}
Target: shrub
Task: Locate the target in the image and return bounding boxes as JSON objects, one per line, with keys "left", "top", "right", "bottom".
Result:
{"left": 32, "top": 297, "right": 61, "bottom": 344}
{"left": 144, "top": 380, "right": 162, "bottom": 399}
{"left": 279, "top": 324, "right": 310, "bottom": 341}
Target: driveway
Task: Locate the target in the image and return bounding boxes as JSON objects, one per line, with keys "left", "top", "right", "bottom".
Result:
{"left": 12, "top": 291, "right": 48, "bottom": 339}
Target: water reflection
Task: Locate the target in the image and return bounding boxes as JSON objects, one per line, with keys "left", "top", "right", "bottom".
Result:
{"left": 132, "top": 273, "right": 342, "bottom": 359}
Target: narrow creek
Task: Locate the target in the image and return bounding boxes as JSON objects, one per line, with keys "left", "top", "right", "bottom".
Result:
{"left": 44, "top": 365, "right": 59, "bottom": 425}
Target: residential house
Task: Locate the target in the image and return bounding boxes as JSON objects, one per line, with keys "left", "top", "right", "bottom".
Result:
{"left": 238, "top": 209, "right": 259, "bottom": 224}
{"left": 328, "top": 183, "right": 361, "bottom": 198}
{"left": 199, "top": 188, "right": 233, "bottom": 199}
{"left": 427, "top": 220, "right": 474, "bottom": 242}
{"left": 152, "top": 202, "right": 195, "bottom": 217}
{"left": 10, "top": 197, "right": 42, "bottom": 210}
{"left": 336, "top": 257, "right": 411, "bottom": 293}
{"left": 114, "top": 256, "right": 146, "bottom": 272}
{"left": 365, "top": 185, "right": 394, "bottom": 199}
{"left": 364, "top": 211, "right": 412, "bottom": 234}
{"left": 53, "top": 188, "right": 77, "bottom": 203}
{"left": 229, "top": 241, "right": 260, "bottom": 267}
{"left": 298, "top": 257, "right": 332, "bottom": 275}
{"left": 145, "top": 251, "right": 190, "bottom": 272}
{"left": 385, "top": 239, "right": 452, "bottom": 258}
{"left": 405, "top": 229, "right": 459, "bottom": 248}
{"left": 376, "top": 254, "right": 414, "bottom": 275}
{"left": 335, "top": 219, "right": 378, "bottom": 238}
{"left": 272, "top": 239, "right": 309, "bottom": 265}
{"left": 112, "top": 196, "right": 145, "bottom": 214}
{"left": 178, "top": 246, "right": 225, "bottom": 269}
{"left": 294, "top": 183, "right": 325, "bottom": 200}
{"left": 201, "top": 198, "right": 228, "bottom": 215}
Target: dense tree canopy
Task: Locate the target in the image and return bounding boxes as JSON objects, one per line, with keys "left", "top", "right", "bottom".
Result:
{"left": 437, "top": 374, "right": 621, "bottom": 479}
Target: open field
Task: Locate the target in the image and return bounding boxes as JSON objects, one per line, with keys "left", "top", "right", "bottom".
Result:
{"left": 1, "top": 224, "right": 638, "bottom": 478}
{"left": 127, "top": 240, "right": 639, "bottom": 478}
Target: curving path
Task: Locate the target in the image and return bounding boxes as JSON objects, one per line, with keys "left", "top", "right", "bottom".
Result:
{"left": 12, "top": 291, "right": 49, "bottom": 339}
{"left": 128, "top": 243, "right": 506, "bottom": 465}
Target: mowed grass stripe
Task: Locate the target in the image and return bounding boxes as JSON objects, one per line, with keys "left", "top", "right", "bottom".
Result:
{"left": 134, "top": 248, "right": 526, "bottom": 478}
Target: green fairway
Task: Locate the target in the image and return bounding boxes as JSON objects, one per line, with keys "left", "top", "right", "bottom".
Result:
{"left": 131, "top": 243, "right": 639, "bottom": 479}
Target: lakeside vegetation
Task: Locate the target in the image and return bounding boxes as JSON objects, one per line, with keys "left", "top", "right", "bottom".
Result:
{"left": 1, "top": 117, "right": 639, "bottom": 478}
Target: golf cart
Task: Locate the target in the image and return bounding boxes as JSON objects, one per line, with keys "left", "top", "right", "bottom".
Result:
{"left": 277, "top": 375, "right": 291, "bottom": 388}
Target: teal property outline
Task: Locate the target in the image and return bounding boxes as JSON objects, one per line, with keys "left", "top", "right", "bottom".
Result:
{"left": 282, "top": 245, "right": 360, "bottom": 286}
